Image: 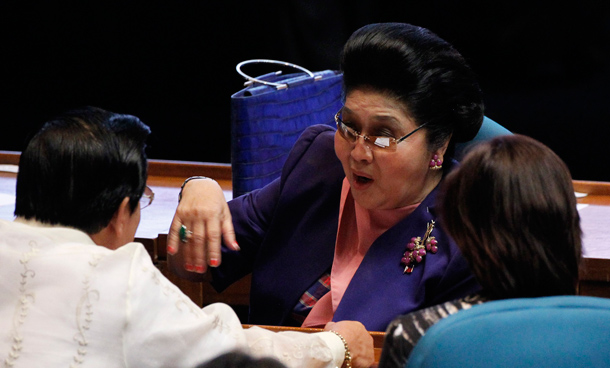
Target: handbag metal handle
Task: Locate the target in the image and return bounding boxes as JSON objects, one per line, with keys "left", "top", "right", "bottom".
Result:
{"left": 236, "top": 59, "right": 321, "bottom": 90}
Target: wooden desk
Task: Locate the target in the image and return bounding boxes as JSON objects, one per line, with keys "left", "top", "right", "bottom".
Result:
{"left": 2, "top": 152, "right": 610, "bottom": 316}
{"left": 573, "top": 181, "right": 610, "bottom": 297}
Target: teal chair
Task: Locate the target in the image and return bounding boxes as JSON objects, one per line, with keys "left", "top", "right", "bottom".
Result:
{"left": 406, "top": 296, "right": 610, "bottom": 368}
{"left": 454, "top": 116, "right": 512, "bottom": 160}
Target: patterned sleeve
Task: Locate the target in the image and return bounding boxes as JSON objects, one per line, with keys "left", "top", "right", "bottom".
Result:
{"left": 120, "top": 243, "right": 344, "bottom": 368}
{"left": 378, "top": 295, "right": 485, "bottom": 368}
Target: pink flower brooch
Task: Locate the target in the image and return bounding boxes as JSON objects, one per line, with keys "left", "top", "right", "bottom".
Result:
{"left": 401, "top": 220, "right": 439, "bottom": 274}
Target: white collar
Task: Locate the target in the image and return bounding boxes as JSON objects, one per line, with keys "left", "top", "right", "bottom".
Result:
{"left": 8, "top": 217, "right": 97, "bottom": 245}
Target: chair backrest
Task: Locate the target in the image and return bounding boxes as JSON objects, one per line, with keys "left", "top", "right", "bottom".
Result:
{"left": 454, "top": 116, "right": 512, "bottom": 160}
{"left": 406, "top": 296, "right": 610, "bottom": 368}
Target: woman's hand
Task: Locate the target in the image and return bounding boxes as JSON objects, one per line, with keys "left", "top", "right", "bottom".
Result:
{"left": 167, "top": 178, "right": 239, "bottom": 274}
{"left": 325, "top": 321, "right": 375, "bottom": 368}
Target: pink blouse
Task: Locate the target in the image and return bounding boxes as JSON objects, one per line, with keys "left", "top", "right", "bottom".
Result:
{"left": 303, "top": 178, "right": 420, "bottom": 327}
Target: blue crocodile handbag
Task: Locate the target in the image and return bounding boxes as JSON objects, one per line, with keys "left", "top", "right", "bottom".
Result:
{"left": 230, "top": 59, "right": 343, "bottom": 198}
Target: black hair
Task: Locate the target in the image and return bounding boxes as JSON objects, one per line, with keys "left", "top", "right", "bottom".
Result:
{"left": 195, "top": 350, "right": 287, "bottom": 368}
{"left": 340, "top": 23, "right": 484, "bottom": 154}
{"left": 15, "top": 106, "right": 151, "bottom": 234}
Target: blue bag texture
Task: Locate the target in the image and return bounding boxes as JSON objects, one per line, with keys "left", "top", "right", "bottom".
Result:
{"left": 230, "top": 69, "right": 343, "bottom": 198}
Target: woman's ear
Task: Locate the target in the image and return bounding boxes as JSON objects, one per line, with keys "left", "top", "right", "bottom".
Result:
{"left": 433, "top": 135, "right": 452, "bottom": 160}
{"left": 427, "top": 136, "right": 452, "bottom": 171}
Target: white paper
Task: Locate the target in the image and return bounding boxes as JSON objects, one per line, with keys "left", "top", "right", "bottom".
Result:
{"left": 0, "top": 193, "right": 15, "bottom": 206}
{"left": 0, "top": 165, "right": 18, "bottom": 173}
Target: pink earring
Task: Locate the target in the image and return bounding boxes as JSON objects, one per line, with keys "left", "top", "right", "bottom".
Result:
{"left": 429, "top": 155, "right": 443, "bottom": 170}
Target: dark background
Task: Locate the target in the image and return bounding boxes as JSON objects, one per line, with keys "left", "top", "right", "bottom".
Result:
{"left": 2, "top": 1, "right": 609, "bottom": 181}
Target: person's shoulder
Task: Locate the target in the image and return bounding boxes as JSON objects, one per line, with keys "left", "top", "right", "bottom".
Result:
{"left": 293, "top": 124, "right": 336, "bottom": 153}
{"left": 297, "top": 124, "right": 336, "bottom": 146}
{"left": 304, "top": 124, "right": 336, "bottom": 135}
{"left": 398, "top": 296, "right": 473, "bottom": 326}
{"left": 112, "top": 242, "right": 154, "bottom": 265}
{"left": 283, "top": 124, "right": 337, "bottom": 169}
{"left": 84, "top": 242, "right": 156, "bottom": 278}
{"left": 102, "top": 242, "right": 182, "bottom": 294}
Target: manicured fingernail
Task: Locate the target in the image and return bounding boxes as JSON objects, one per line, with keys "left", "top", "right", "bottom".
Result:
{"left": 195, "top": 265, "right": 205, "bottom": 273}
{"left": 185, "top": 263, "right": 195, "bottom": 272}
{"left": 231, "top": 242, "right": 240, "bottom": 251}
{"left": 210, "top": 258, "right": 220, "bottom": 267}
{"left": 167, "top": 245, "right": 176, "bottom": 254}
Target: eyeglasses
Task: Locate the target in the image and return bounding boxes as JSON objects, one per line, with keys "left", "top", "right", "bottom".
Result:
{"left": 335, "top": 111, "right": 428, "bottom": 151}
{"left": 140, "top": 185, "right": 155, "bottom": 210}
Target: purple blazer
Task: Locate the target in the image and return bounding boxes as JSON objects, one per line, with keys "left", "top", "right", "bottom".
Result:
{"left": 212, "top": 125, "right": 480, "bottom": 332}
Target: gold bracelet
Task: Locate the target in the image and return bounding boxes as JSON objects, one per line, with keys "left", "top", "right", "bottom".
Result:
{"left": 330, "top": 330, "right": 352, "bottom": 368}
{"left": 178, "top": 176, "right": 212, "bottom": 202}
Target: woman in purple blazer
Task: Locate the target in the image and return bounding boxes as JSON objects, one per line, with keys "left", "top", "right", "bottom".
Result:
{"left": 168, "top": 23, "right": 483, "bottom": 333}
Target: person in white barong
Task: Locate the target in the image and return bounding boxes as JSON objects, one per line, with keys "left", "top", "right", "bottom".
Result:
{"left": 0, "top": 106, "right": 373, "bottom": 368}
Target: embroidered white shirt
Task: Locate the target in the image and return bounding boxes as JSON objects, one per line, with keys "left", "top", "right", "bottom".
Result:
{"left": 0, "top": 219, "right": 343, "bottom": 368}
